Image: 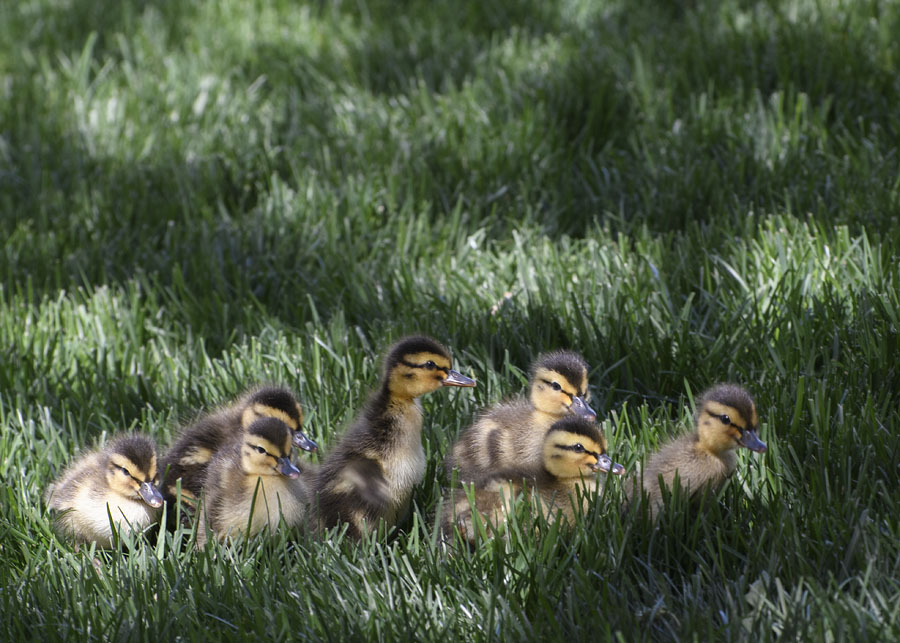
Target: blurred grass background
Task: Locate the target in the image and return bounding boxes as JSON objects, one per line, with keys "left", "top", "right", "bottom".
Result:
{"left": 2, "top": 0, "right": 899, "bottom": 640}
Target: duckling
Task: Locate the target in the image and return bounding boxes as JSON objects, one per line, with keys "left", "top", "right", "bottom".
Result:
{"left": 446, "top": 351, "right": 596, "bottom": 484}
{"left": 198, "top": 416, "right": 311, "bottom": 545}
{"left": 312, "top": 335, "right": 475, "bottom": 539}
{"left": 161, "top": 386, "right": 317, "bottom": 505}
{"left": 45, "top": 435, "right": 165, "bottom": 547}
{"left": 630, "top": 383, "right": 767, "bottom": 519}
{"left": 441, "top": 416, "right": 625, "bottom": 544}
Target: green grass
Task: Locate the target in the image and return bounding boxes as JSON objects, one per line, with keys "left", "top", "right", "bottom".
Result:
{"left": 2, "top": 0, "right": 900, "bottom": 639}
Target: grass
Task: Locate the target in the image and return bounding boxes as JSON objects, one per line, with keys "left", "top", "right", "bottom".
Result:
{"left": 2, "top": 0, "right": 900, "bottom": 639}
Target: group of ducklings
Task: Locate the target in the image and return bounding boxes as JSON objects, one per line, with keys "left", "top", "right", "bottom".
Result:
{"left": 44, "top": 335, "right": 767, "bottom": 549}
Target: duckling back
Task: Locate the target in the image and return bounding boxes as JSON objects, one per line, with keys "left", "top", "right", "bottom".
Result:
{"left": 446, "top": 351, "right": 595, "bottom": 485}
{"left": 446, "top": 399, "right": 554, "bottom": 484}
{"left": 45, "top": 435, "right": 164, "bottom": 547}
{"left": 632, "top": 434, "right": 736, "bottom": 519}
{"left": 441, "top": 416, "right": 623, "bottom": 545}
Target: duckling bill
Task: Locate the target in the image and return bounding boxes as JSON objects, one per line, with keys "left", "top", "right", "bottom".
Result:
{"left": 45, "top": 435, "right": 164, "bottom": 547}
{"left": 313, "top": 335, "right": 475, "bottom": 540}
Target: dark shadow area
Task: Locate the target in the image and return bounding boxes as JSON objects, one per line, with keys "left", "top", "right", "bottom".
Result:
{"left": 3, "top": 0, "right": 198, "bottom": 63}
{"left": 3, "top": 0, "right": 900, "bottom": 336}
{"left": 324, "top": 0, "right": 567, "bottom": 96}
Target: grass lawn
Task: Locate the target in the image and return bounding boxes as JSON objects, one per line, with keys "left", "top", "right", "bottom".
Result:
{"left": 2, "top": 0, "right": 900, "bottom": 640}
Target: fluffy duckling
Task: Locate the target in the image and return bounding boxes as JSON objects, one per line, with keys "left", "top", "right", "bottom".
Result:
{"left": 312, "top": 335, "right": 475, "bottom": 539}
{"left": 198, "top": 416, "right": 310, "bottom": 545}
{"left": 161, "top": 386, "right": 317, "bottom": 505}
{"left": 441, "top": 416, "right": 625, "bottom": 544}
{"left": 446, "top": 351, "right": 596, "bottom": 484}
{"left": 630, "top": 383, "right": 767, "bottom": 519}
{"left": 45, "top": 435, "right": 165, "bottom": 547}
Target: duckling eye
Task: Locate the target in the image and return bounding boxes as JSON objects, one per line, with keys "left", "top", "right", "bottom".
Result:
{"left": 719, "top": 414, "right": 731, "bottom": 426}
{"left": 551, "top": 382, "right": 562, "bottom": 391}
{"left": 121, "top": 467, "right": 130, "bottom": 476}
{"left": 255, "top": 445, "right": 267, "bottom": 455}
{"left": 424, "top": 360, "right": 437, "bottom": 370}
{"left": 572, "top": 444, "right": 585, "bottom": 453}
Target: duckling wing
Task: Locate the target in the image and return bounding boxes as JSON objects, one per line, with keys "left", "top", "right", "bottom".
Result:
{"left": 447, "top": 399, "right": 541, "bottom": 483}
{"left": 161, "top": 411, "right": 239, "bottom": 500}
{"left": 45, "top": 452, "right": 103, "bottom": 509}
{"left": 314, "top": 455, "right": 390, "bottom": 538}
{"left": 637, "top": 436, "right": 735, "bottom": 517}
{"left": 440, "top": 482, "right": 520, "bottom": 544}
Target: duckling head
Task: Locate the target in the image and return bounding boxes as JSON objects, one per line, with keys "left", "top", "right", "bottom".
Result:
{"left": 105, "top": 436, "right": 164, "bottom": 508}
{"left": 695, "top": 384, "right": 767, "bottom": 456}
{"left": 542, "top": 416, "right": 625, "bottom": 479}
{"left": 241, "top": 417, "right": 301, "bottom": 479}
{"left": 383, "top": 335, "right": 476, "bottom": 400}
{"left": 530, "top": 351, "right": 596, "bottom": 419}
{"left": 240, "top": 387, "right": 318, "bottom": 453}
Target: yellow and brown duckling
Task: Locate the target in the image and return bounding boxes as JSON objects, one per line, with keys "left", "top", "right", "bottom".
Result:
{"left": 630, "top": 383, "right": 767, "bottom": 519}
{"left": 45, "top": 435, "right": 165, "bottom": 547}
{"left": 446, "top": 351, "right": 596, "bottom": 484}
{"left": 312, "top": 335, "right": 475, "bottom": 539}
{"left": 161, "top": 386, "right": 317, "bottom": 505}
{"left": 198, "top": 416, "right": 311, "bottom": 545}
{"left": 441, "top": 416, "right": 624, "bottom": 544}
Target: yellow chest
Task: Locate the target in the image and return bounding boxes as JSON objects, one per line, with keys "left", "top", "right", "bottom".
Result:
{"left": 376, "top": 401, "right": 427, "bottom": 522}
{"left": 61, "top": 485, "right": 160, "bottom": 546}
{"left": 219, "top": 475, "right": 308, "bottom": 537}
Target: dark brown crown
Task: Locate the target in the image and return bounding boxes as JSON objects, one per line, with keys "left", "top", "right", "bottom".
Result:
{"left": 696, "top": 383, "right": 757, "bottom": 429}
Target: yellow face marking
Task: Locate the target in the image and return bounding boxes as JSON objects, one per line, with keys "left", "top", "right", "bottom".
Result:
{"left": 553, "top": 433, "right": 604, "bottom": 454}
{"left": 402, "top": 352, "right": 452, "bottom": 371}
{"left": 148, "top": 455, "right": 157, "bottom": 481}
{"left": 533, "top": 368, "right": 579, "bottom": 397}
{"left": 108, "top": 455, "right": 146, "bottom": 496}
{"left": 703, "top": 401, "right": 748, "bottom": 430}
{"left": 250, "top": 403, "right": 298, "bottom": 431}
{"left": 389, "top": 351, "right": 457, "bottom": 398}
{"left": 109, "top": 455, "right": 131, "bottom": 475}
{"left": 543, "top": 431, "right": 607, "bottom": 477}
{"left": 249, "top": 437, "right": 285, "bottom": 457}
{"left": 109, "top": 455, "right": 149, "bottom": 480}
{"left": 242, "top": 436, "right": 289, "bottom": 475}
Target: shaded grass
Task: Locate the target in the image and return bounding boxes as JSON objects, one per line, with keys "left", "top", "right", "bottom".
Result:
{"left": 2, "top": 0, "right": 900, "bottom": 640}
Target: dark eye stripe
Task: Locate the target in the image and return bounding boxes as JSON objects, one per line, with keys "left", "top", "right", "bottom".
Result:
{"left": 713, "top": 413, "right": 751, "bottom": 433}
{"left": 114, "top": 465, "right": 155, "bottom": 484}
{"left": 250, "top": 444, "right": 277, "bottom": 458}
{"left": 400, "top": 359, "right": 449, "bottom": 375}
{"left": 542, "top": 379, "right": 574, "bottom": 400}
{"left": 554, "top": 443, "right": 602, "bottom": 458}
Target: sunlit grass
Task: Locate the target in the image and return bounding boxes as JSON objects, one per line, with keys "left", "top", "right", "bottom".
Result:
{"left": 2, "top": 0, "right": 900, "bottom": 640}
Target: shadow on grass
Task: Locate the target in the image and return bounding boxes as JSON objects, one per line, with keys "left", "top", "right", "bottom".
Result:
{"left": 3, "top": 0, "right": 899, "bottom": 312}
{"left": 4, "top": 0, "right": 198, "bottom": 62}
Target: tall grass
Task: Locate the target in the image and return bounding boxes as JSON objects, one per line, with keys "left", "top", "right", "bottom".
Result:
{"left": 2, "top": 0, "right": 900, "bottom": 640}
